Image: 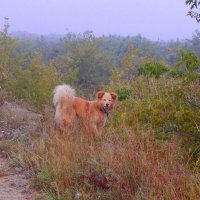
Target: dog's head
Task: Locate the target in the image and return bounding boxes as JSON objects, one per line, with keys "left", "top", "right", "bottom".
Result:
{"left": 96, "top": 91, "right": 117, "bottom": 111}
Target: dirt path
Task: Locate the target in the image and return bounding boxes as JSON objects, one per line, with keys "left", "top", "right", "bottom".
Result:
{"left": 0, "top": 101, "right": 46, "bottom": 199}
{"left": 0, "top": 153, "right": 43, "bottom": 200}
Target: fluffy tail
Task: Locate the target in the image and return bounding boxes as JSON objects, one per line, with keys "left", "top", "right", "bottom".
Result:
{"left": 53, "top": 84, "right": 75, "bottom": 107}
{"left": 53, "top": 84, "right": 76, "bottom": 125}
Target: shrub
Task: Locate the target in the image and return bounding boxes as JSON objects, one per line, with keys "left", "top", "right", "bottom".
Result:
{"left": 115, "top": 87, "right": 132, "bottom": 101}
{"left": 169, "top": 66, "right": 185, "bottom": 78}
{"left": 138, "top": 61, "right": 169, "bottom": 79}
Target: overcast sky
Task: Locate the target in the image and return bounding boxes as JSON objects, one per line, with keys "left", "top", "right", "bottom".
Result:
{"left": 0, "top": 0, "right": 199, "bottom": 40}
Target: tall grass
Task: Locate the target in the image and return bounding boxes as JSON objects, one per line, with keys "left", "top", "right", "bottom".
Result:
{"left": 11, "top": 123, "right": 200, "bottom": 200}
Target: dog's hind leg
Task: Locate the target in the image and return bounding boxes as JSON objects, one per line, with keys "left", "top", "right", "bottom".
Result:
{"left": 59, "top": 119, "right": 71, "bottom": 134}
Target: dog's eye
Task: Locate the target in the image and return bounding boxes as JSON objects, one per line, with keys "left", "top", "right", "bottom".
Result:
{"left": 104, "top": 99, "right": 106, "bottom": 101}
{"left": 109, "top": 99, "right": 111, "bottom": 101}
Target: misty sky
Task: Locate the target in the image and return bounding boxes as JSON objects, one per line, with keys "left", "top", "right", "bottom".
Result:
{"left": 0, "top": 0, "right": 199, "bottom": 40}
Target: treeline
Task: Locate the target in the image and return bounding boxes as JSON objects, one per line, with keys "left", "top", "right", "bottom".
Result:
{"left": 11, "top": 28, "right": 200, "bottom": 88}
{"left": 13, "top": 29, "right": 200, "bottom": 65}
{"left": 0, "top": 19, "right": 200, "bottom": 106}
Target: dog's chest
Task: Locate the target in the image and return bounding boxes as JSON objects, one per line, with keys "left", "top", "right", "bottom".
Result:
{"left": 96, "top": 114, "right": 107, "bottom": 127}
{"left": 103, "top": 116, "right": 107, "bottom": 126}
{"left": 101, "top": 113, "right": 109, "bottom": 126}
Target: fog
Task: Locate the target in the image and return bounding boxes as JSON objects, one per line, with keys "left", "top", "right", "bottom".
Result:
{"left": 0, "top": 0, "right": 199, "bottom": 40}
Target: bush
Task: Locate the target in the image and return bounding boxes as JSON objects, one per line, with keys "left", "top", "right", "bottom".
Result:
{"left": 9, "top": 52, "right": 61, "bottom": 108}
{"left": 116, "top": 87, "right": 132, "bottom": 101}
{"left": 138, "top": 61, "right": 169, "bottom": 79}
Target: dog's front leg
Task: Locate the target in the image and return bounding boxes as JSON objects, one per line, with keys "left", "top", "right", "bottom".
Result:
{"left": 97, "top": 124, "right": 103, "bottom": 136}
{"left": 90, "top": 123, "right": 101, "bottom": 137}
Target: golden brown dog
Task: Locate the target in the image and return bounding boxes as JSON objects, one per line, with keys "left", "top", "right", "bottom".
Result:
{"left": 53, "top": 84, "right": 117, "bottom": 136}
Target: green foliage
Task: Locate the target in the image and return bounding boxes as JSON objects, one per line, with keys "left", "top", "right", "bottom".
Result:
{"left": 113, "top": 76, "right": 200, "bottom": 165}
{"left": 54, "top": 31, "right": 112, "bottom": 92}
{"left": 116, "top": 87, "right": 132, "bottom": 101}
{"left": 10, "top": 52, "right": 61, "bottom": 108}
{"left": 169, "top": 66, "right": 185, "bottom": 78}
{"left": 108, "top": 51, "right": 200, "bottom": 165}
{"left": 65, "top": 67, "right": 79, "bottom": 86}
{"left": 176, "top": 50, "right": 200, "bottom": 82}
{"left": 178, "top": 50, "right": 200, "bottom": 72}
{"left": 121, "top": 45, "right": 139, "bottom": 81}
{"left": 138, "top": 60, "right": 169, "bottom": 79}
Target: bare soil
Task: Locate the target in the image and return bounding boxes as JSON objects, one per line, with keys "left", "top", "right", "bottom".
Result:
{"left": 0, "top": 101, "right": 46, "bottom": 200}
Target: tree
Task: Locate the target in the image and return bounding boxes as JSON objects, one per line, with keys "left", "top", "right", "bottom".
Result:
{"left": 0, "top": 18, "right": 22, "bottom": 87}
{"left": 186, "top": 0, "right": 200, "bottom": 22}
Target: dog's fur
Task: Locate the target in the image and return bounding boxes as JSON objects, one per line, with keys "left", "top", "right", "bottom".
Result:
{"left": 53, "top": 84, "right": 117, "bottom": 136}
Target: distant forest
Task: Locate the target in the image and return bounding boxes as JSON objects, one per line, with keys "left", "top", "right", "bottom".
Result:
{"left": 12, "top": 29, "right": 200, "bottom": 86}
{"left": 12, "top": 29, "right": 200, "bottom": 64}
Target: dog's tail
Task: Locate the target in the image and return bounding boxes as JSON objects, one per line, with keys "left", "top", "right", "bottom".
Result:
{"left": 53, "top": 84, "right": 76, "bottom": 125}
{"left": 53, "top": 84, "right": 75, "bottom": 107}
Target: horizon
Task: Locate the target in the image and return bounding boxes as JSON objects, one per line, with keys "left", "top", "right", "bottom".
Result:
{"left": 10, "top": 29, "right": 198, "bottom": 42}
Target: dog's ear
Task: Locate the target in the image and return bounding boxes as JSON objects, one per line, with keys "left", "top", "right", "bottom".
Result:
{"left": 97, "top": 91, "right": 105, "bottom": 99}
{"left": 110, "top": 92, "right": 117, "bottom": 100}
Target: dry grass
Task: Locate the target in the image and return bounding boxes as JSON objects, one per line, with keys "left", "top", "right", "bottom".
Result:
{"left": 1, "top": 89, "right": 200, "bottom": 200}
{"left": 10, "top": 122, "right": 200, "bottom": 200}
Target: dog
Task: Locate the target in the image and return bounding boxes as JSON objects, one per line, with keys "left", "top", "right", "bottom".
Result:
{"left": 53, "top": 84, "right": 117, "bottom": 136}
